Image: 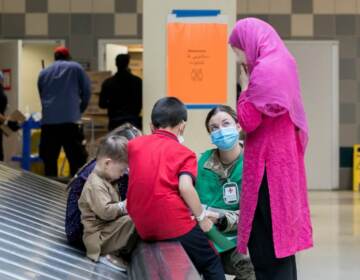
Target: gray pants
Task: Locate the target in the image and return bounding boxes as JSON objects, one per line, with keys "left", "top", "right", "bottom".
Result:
{"left": 221, "top": 249, "right": 255, "bottom": 280}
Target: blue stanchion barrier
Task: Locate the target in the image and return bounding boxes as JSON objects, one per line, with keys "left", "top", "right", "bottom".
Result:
{"left": 12, "top": 116, "right": 42, "bottom": 170}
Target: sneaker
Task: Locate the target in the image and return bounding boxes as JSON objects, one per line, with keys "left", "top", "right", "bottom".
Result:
{"left": 99, "top": 254, "right": 128, "bottom": 272}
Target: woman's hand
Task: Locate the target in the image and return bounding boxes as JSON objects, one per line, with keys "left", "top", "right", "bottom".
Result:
{"left": 239, "top": 63, "right": 249, "bottom": 92}
{"left": 199, "top": 217, "right": 213, "bottom": 233}
{"left": 205, "top": 210, "right": 220, "bottom": 224}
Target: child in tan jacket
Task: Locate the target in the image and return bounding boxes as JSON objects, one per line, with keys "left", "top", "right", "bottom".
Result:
{"left": 78, "top": 135, "right": 137, "bottom": 271}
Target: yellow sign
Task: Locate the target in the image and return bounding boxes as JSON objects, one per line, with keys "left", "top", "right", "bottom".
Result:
{"left": 353, "top": 193, "right": 360, "bottom": 236}
{"left": 353, "top": 145, "right": 360, "bottom": 192}
{"left": 167, "top": 22, "right": 227, "bottom": 104}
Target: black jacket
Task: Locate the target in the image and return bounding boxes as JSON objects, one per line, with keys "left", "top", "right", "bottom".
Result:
{"left": 99, "top": 70, "right": 142, "bottom": 121}
{"left": 0, "top": 85, "right": 7, "bottom": 115}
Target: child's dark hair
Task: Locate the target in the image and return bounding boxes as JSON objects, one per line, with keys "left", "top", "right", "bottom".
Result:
{"left": 96, "top": 135, "right": 128, "bottom": 162}
{"left": 151, "top": 97, "right": 187, "bottom": 129}
{"left": 205, "top": 105, "right": 238, "bottom": 133}
{"left": 107, "top": 123, "right": 142, "bottom": 140}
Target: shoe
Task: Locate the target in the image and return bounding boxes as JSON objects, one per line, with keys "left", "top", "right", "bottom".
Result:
{"left": 99, "top": 254, "right": 128, "bottom": 272}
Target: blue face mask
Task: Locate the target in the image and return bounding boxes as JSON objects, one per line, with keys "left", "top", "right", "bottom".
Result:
{"left": 211, "top": 127, "right": 239, "bottom": 151}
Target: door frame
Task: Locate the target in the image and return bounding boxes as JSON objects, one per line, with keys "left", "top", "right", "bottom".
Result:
{"left": 0, "top": 39, "right": 66, "bottom": 110}
{"left": 97, "top": 39, "right": 143, "bottom": 71}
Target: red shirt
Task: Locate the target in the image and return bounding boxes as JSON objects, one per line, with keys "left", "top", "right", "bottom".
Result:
{"left": 127, "top": 130, "right": 197, "bottom": 240}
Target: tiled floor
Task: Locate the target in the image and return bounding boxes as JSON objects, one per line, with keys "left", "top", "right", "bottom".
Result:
{"left": 227, "top": 191, "right": 360, "bottom": 280}
{"left": 297, "top": 191, "right": 360, "bottom": 280}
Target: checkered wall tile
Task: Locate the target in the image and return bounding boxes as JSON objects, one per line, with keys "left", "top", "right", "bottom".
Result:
{"left": 0, "top": 0, "right": 142, "bottom": 65}
{"left": 236, "top": 0, "right": 360, "bottom": 189}
{"left": 0, "top": 0, "right": 360, "bottom": 188}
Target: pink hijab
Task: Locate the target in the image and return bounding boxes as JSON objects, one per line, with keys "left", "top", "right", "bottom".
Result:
{"left": 229, "top": 18, "right": 309, "bottom": 149}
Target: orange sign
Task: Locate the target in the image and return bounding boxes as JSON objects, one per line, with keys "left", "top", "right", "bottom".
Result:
{"left": 167, "top": 22, "right": 227, "bottom": 104}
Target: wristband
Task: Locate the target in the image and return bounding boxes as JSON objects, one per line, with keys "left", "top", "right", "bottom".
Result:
{"left": 195, "top": 208, "right": 206, "bottom": 222}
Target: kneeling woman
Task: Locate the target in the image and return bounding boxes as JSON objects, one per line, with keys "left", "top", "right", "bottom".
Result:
{"left": 195, "top": 105, "right": 255, "bottom": 280}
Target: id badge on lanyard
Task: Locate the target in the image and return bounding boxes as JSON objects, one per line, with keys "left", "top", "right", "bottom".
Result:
{"left": 222, "top": 180, "right": 239, "bottom": 205}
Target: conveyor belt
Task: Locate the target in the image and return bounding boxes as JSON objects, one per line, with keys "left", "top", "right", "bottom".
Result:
{"left": 0, "top": 164, "right": 127, "bottom": 280}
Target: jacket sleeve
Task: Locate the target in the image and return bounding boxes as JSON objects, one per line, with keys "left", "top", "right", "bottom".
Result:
{"left": 237, "top": 94, "right": 262, "bottom": 133}
{"left": 98, "top": 80, "right": 109, "bottom": 109}
{"left": 87, "top": 182, "right": 121, "bottom": 221}
{"left": 133, "top": 77, "right": 142, "bottom": 115}
{"left": 37, "top": 72, "right": 43, "bottom": 97}
{"left": 0, "top": 88, "right": 8, "bottom": 115}
{"left": 78, "top": 68, "right": 91, "bottom": 113}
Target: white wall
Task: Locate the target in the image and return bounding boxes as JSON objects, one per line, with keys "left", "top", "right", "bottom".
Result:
{"left": 0, "top": 42, "right": 20, "bottom": 113}
{"left": 21, "top": 43, "right": 57, "bottom": 114}
{"left": 144, "top": 0, "right": 237, "bottom": 155}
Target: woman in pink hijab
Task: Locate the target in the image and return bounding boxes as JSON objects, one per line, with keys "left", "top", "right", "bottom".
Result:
{"left": 229, "top": 18, "right": 313, "bottom": 280}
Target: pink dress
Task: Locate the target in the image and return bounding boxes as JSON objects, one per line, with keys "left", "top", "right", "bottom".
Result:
{"left": 237, "top": 95, "right": 313, "bottom": 258}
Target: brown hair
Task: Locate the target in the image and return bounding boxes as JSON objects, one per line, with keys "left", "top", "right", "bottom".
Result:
{"left": 205, "top": 105, "right": 238, "bottom": 133}
{"left": 107, "top": 123, "right": 142, "bottom": 140}
{"left": 96, "top": 135, "right": 128, "bottom": 163}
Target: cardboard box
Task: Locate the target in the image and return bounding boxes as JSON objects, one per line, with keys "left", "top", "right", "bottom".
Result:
{"left": 0, "top": 110, "right": 26, "bottom": 137}
{"left": 86, "top": 71, "right": 112, "bottom": 94}
{"left": 85, "top": 71, "right": 112, "bottom": 115}
{"left": 82, "top": 115, "right": 108, "bottom": 157}
{"left": 129, "top": 51, "right": 143, "bottom": 78}
{"left": 85, "top": 93, "right": 107, "bottom": 115}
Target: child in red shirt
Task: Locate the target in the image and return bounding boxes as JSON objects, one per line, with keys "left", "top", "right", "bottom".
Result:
{"left": 127, "top": 97, "right": 225, "bottom": 279}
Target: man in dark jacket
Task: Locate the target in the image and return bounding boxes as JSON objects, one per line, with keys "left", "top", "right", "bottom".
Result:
{"left": 0, "top": 71, "right": 7, "bottom": 161}
{"left": 99, "top": 54, "right": 142, "bottom": 130}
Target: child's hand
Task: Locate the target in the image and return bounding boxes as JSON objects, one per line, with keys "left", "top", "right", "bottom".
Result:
{"left": 199, "top": 217, "right": 213, "bottom": 233}
{"left": 118, "top": 200, "right": 127, "bottom": 215}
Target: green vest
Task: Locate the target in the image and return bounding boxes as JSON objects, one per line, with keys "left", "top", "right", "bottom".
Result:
{"left": 196, "top": 149, "right": 243, "bottom": 211}
{"left": 196, "top": 149, "right": 243, "bottom": 253}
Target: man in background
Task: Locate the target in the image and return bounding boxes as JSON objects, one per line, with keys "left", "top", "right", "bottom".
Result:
{"left": 0, "top": 71, "right": 7, "bottom": 161}
{"left": 99, "top": 54, "right": 142, "bottom": 130}
{"left": 38, "top": 47, "right": 91, "bottom": 177}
